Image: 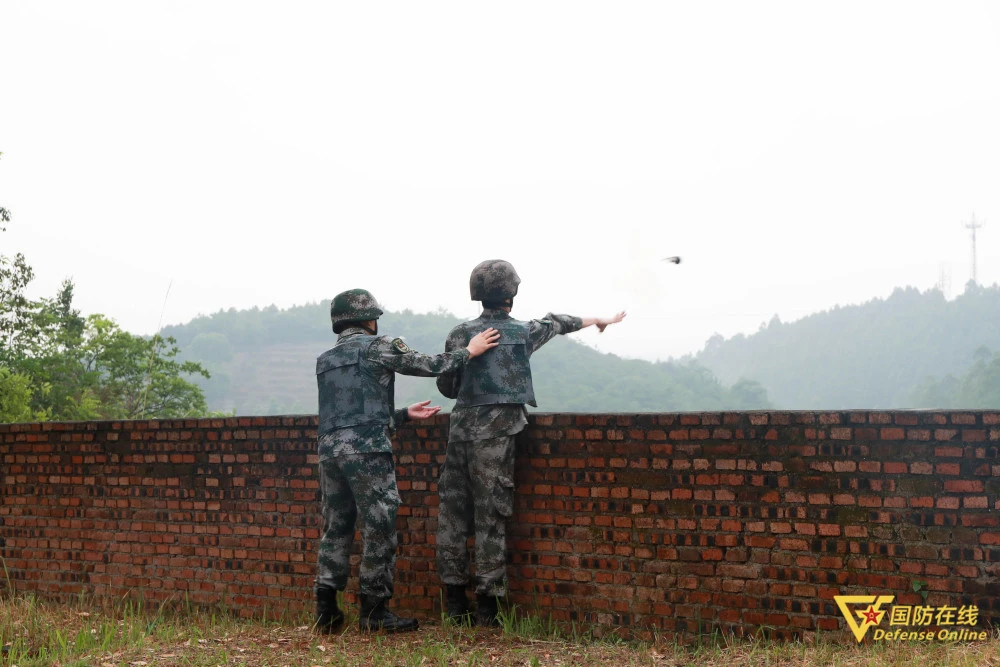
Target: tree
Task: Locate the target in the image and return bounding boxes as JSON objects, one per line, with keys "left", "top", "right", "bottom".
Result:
{"left": 77, "top": 315, "right": 210, "bottom": 419}
{"left": 727, "top": 378, "right": 772, "bottom": 409}
{"left": 0, "top": 151, "right": 10, "bottom": 228}
{"left": 0, "top": 366, "right": 37, "bottom": 422}
{"left": 0, "top": 240, "right": 36, "bottom": 364}
{"left": 1, "top": 220, "right": 212, "bottom": 422}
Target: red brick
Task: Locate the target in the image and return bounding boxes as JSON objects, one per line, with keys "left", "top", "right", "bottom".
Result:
{"left": 818, "top": 524, "right": 841, "bottom": 536}
{"left": 944, "top": 480, "right": 983, "bottom": 493}
{"left": 934, "top": 446, "right": 963, "bottom": 457}
{"left": 779, "top": 538, "right": 810, "bottom": 551}
{"left": 793, "top": 523, "right": 816, "bottom": 535}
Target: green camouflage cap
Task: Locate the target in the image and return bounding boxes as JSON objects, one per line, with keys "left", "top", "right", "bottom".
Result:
{"left": 470, "top": 260, "right": 520, "bottom": 302}
{"left": 330, "top": 288, "right": 384, "bottom": 333}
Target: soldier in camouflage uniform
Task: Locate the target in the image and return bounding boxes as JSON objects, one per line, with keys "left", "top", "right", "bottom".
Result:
{"left": 435, "top": 260, "right": 625, "bottom": 626}
{"left": 314, "top": 288, "right": 499, "bottom": 634}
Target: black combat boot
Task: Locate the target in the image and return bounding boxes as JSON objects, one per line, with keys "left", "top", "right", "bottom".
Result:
{"left": 359, "top": 595, "right": 419, "bottom": 633}
{"left": 445, "top": 585, "right": 474, "bottom": 624}
{"left": 476, "top": 594, "right": 501, "bottom": 628}
{"left": 314, "top": 586, "right": 344, "bottom": 634}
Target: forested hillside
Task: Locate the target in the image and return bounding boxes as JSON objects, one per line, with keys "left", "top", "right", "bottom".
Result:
{"left": 162, "top": 304, "right": 771, "bottom": 415}
{"left": 696, "top": 283, "right": 1000, "bottom": 409}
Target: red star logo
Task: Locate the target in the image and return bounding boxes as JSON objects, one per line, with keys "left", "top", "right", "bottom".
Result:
{"left": 862, "top": 606, "right": 882, "bottom": 625}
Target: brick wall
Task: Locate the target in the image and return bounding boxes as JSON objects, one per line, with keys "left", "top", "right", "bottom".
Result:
{"left": 2, "top": 412, "right": 999, "bottom": 640}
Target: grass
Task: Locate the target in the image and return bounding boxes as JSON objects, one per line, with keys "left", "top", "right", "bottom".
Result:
{"left": 2, "top": 593, "right": 1000, "bottom": 666}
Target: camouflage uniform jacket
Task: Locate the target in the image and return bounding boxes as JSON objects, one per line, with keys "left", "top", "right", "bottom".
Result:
{"left": 318, "top": 326, "right": 471, "bottom": 459}
{"left": 436, "top": 308, "right": 582, "bottom": 442}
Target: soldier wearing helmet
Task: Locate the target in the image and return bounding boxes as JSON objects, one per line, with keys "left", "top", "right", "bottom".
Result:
{"left": 435, "top": 261, "right": 626, "bottom": 626}
{"left": 314, "top": 288, "right": 500, "bottom": 635}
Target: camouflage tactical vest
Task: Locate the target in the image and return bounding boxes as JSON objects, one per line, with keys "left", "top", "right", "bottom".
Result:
{"left": 316, "top": 334, "right": 394, "bottom": 436}
{"left": 456, "top": 318, "right": 536, "bottom": 408}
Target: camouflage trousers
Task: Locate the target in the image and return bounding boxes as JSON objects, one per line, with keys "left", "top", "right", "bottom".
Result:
{"left": 315, "top": 453, "right": 400, "bottom": 599}
{"left": 436, "top": 435, "right": 515, "bottom": 597}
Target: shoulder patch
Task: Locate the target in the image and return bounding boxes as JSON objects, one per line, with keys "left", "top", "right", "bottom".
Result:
{"left": 391, "top": 337, "right": 411, "bottom": 354}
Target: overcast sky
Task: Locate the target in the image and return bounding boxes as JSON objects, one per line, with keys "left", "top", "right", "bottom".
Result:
{"left": 2, "top": 1, "right": 998, "bottom": 361}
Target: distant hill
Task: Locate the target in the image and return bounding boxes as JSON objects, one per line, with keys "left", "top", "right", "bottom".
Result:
{"left": 695, "top": 283, "right": 1000, "bottom": 409}
{"left": 161, "top": 304, "right": 771, "bottom": 415}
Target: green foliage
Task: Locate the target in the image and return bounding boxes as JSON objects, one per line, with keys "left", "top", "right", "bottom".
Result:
{"left": 164, "top": 303, "right": 771, "bottom": 415}
{"left": 0, "top": 366, "right": 38, "bottom": 422}
{"left": 1, "top": 227, "right": 210, "bottom": 423}
{"left": 697, "top": 284, "right": 1000, "bottom": 409}
{"left": 69, "top": 315, "right": 210, "bottom": 419}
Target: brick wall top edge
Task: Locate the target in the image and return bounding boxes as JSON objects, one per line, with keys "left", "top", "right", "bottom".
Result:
{"left": 3, "top": 410, "right": 999, "bottom": 433}
{"left": 0, "top": 414, "right": 321, "bottom": 432}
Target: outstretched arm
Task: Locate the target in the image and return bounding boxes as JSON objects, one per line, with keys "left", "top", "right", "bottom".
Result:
{"left": 372, "top": 328, "right": 500, "bottom": 377}
{"left": 528, "top": 311, "right": 627, "bottom": 355}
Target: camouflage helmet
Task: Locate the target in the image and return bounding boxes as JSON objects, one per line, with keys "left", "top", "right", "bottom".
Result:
{"left": 330, "top": 288, "right": 384, "bottom": 333}
{"left": 469, "top": 259, "right": 520, "bottom": 302}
